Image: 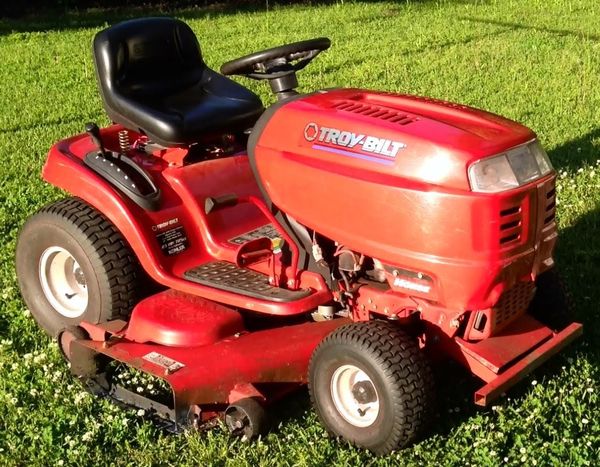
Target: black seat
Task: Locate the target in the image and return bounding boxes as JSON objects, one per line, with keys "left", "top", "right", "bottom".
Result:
{"left": 93, "top": 17, "right": 264, "bottom": 147}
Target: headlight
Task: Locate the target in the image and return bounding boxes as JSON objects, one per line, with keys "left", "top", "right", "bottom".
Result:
{"left": 468, "top": 141, "right": 553, "bottom": 193}
{"left": 529, "top": 141, "right": 553, "bottom": 175}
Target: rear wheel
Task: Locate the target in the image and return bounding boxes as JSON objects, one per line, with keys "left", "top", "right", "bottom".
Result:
{"left": 528, "top": 268, "right": 575, "bottom": 331}
{"left": 308, "top": 321, "right": 434, "bottom": 455}
{"left": 16, "top": 197, "right": 141, "bottom": 336}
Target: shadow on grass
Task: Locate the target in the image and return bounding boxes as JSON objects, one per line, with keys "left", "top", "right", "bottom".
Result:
{"left": 0, "top": 113, "right": 102, "bottom": 135}
{"left": 0, "top": 1, "right": 445, "bottom": 36}
{"left": 554, "top": 211, "right": 600, "bottom": 344}
{"left": 327, "top": 23, "right": 518, "bottom": 71}
{"left": 547, "top": 128, "right": 600, "bottom": 174}
{"left": 0, "top": 5, "right": 236, "bottom": 36}
{"left": 546, "top": 127, "right": 600, "bottom": 357}
{"left": 460, "top": 17, "right": 600, "bottom": 43}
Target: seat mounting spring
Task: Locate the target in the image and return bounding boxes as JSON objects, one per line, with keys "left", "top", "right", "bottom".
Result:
{"left": 118, "top": 130, "right": 131, "bottom": 154}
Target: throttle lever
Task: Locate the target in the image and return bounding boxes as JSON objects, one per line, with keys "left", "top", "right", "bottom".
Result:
{"left": 85, "top": 122, "right": 106, "bottom": 157}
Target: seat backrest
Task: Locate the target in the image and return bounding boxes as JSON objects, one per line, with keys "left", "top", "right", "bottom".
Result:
{"left": 93, "top": 17, "right": 206, "bottom": 103}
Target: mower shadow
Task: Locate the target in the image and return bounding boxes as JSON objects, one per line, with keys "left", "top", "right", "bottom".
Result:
{"left": 546, "top": 127, "right": 600, "bottom": 341}
{"left": 546, "top": 127, "right": 600, "bottom": 174}
{"left": 553, "top": 210, "right": 600, "bottom": 345}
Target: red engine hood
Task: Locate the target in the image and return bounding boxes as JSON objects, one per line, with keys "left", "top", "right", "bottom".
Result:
{"left": 257, "top": 89, "right": 535, "bottom": 191}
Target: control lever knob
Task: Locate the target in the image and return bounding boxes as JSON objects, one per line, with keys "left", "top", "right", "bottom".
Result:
{"left": 85, "top": 122, "right": 106, "bottom": 156}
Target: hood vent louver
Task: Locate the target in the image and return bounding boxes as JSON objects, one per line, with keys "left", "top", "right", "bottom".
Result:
{"left": 544, "top": 186, "right": 556, "bottom": 225}
{"left": 331, "top": 100, "right": 417, "bottom": 125}
{"left": 499, "top": 204, "right": 522, "bottom": 246}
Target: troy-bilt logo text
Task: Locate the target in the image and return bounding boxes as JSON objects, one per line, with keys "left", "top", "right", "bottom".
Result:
{"left": 304, "top": 122, "right": 406, "bottom": 160}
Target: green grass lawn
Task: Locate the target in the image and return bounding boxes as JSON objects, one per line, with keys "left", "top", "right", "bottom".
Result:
{"left": 1, "top": 0, "right": 599, "bottom": 465}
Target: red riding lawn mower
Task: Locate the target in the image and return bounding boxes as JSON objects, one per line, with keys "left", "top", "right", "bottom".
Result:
{"left": 16, "top": 17, "right": 583, "bottom": 454}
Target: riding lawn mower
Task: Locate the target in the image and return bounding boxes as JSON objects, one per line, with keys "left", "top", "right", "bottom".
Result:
{"left": 15, "top": 17, "right": 583, "bottom": 454}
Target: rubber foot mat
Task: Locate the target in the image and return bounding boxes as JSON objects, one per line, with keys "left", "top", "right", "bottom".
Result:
{"left": 184, "top": 261, "right": 311, "bottom": 303}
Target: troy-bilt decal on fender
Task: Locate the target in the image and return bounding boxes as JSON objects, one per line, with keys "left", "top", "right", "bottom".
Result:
{"left": 304, "top": 122, "right": 406, "bottom": 164}
{"left": 152, "top": 217, "right": 189, "bottom": 256}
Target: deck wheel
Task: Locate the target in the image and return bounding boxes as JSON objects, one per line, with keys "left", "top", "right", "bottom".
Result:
{"left": 58, "top": 326, "right": 88, "bottom": 361}
{"left": 225, "top": 398, "right": 269, "bottom": 441}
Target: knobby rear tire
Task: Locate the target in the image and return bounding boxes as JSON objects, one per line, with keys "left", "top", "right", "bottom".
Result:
{"left": 16, "top": 197, "right": 141, "bottom": 336}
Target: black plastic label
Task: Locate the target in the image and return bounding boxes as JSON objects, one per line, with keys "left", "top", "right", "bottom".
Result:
{"left": 156, "top": 226, "right": 189, "bottom": 256}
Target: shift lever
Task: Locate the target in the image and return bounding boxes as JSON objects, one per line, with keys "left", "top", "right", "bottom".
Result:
{"left": 85, "top": 122, "right": 106, "bottom": 156}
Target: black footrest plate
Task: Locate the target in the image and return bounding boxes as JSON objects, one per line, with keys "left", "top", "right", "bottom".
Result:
{"left": 184, "top": 261, "right": 312, "bottom": 303}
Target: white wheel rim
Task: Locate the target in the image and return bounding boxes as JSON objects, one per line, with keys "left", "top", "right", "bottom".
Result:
{"left": 330, "top": 364, "right": 380, "bottom": 427}
{"left": 39, "top": 246, "right": 88, "bottom": 318}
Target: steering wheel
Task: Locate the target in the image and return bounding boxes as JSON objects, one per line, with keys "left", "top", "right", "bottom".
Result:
{"left": 220, "top": 38, "right": 331, "bottom": 80}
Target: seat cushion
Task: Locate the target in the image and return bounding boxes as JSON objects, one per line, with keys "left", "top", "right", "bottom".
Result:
{"left": 93, "top": 17, "right": 264, "bottom": 146}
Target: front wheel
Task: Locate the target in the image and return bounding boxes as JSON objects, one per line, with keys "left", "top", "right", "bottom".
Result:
{"left": 16, "top": 197, "right": 141, "bottom": 337}
{"left": 308, "top": 321, "right": 434, "bottom": 455}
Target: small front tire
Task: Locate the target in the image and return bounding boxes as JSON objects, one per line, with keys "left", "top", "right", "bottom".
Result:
{"left": 308, "top": 320, "right": 434, "bottom": 455}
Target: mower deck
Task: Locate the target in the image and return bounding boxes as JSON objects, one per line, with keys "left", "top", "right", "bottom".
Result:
{"left": 73, "top": 315, "right": 349, "bottom": 428}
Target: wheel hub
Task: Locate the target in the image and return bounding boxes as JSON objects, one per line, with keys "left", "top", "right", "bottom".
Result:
{"left": 225, "top": 409, "right": 247, "bottom": 433}
{"left": 73, "top": 266, "right": 86, "bottom": 286}
{"left": 352, "top": 380, "right": 377, "bottom": 404}
{"left": 330, "top": 364, "right": 380, "bottom": 427}
{"left": 39, "top": 246, "right": 89, "bottom": 318}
